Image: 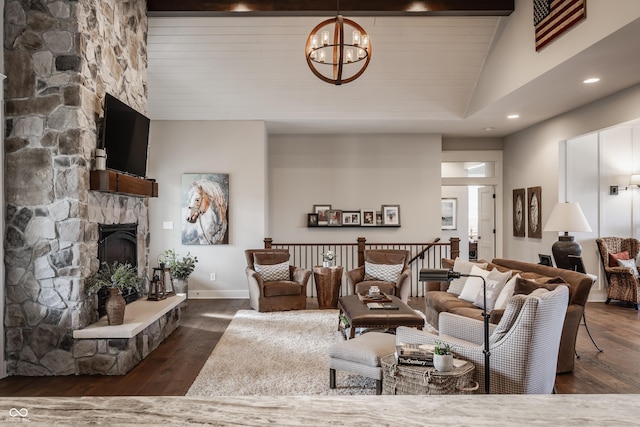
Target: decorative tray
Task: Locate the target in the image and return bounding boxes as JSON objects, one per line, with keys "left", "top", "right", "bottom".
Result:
{"left": 357, "top": 292, "right": 392, "bottom": 304}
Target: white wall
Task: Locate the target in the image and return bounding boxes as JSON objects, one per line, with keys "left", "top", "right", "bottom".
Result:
{"left": 147, "top": 121, "right": 267, "bottom": 298}
{"left": 267, "top": 134, "right": 443, "bottom": 244}
{"left": 470, "top": 0, "right": 640, "bottom": 114}
{"left": 147, "top": 129, "right": 444, "bottom": 298}
{"left": 504, "top": 83, "right": 640, "bottom": 301}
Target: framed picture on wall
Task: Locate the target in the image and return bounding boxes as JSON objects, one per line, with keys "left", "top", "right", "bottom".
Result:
{"left": 361, "top": 209, "right": 376, "bottom": 226}
{"left": 513, "top": 188, "right": 525, "bottom": 237}
{"left": 181, "top": 173, "right": 229, "bottom": 245}
{"left": 527, "top": 186, "right": 542, "bottom": 238}
{"left": 327, "top": 209, "right": 342, "bottom": 226}
{"left": 441, "top": 198, "right": 457, "bottom": 230}
{"left": 313, "top": 204, "right": 331, "bottom": 226}
{"left": 307, "top": 213, "right": 319, "bottom": 227}
{"left": 382, "top": 205, "right": 401, "bottom": 226}
{"left": 342, "top": 211, "right": 361, "bottom": 226}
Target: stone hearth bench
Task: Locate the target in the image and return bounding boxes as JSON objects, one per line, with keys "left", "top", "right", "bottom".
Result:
{"left": 72, "top": 294, "right": 185, "bottom": 375}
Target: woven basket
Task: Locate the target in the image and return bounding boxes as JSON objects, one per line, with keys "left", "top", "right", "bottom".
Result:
{"left": 381, "top": 354, "right": 478, "bottom": 395}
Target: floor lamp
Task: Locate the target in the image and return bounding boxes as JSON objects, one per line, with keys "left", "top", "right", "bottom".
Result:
{"left": 419, "top": 268, "right": 490, "bottom": 394}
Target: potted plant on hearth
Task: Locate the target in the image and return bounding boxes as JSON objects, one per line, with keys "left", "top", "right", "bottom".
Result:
{"left": 433, "top": 341, "right": 454, "bottom": 372}
{"left": 86, "top": 261, "right": 143, "bottom": 325}
{"left": 162, "top": 249, "right": 198, "bottom": 307}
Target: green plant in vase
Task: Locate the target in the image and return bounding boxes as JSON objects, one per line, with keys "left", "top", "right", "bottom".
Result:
{"left": 433, "top": 341, "right": 454, "bottom": 372}
{"left": 86, "top": 261, "right": 143, "bottom": 325}
{"left": 162, "top": 249, "right": 198, "bottom": 307}
{"left": 434, "top": 341, "right": 453, "bottom": 356}
{"left": 162, "top": 249, "right": 198, "bottom": 280}
{"left": 322, "top": 250, "right": 335, "bottom": 267}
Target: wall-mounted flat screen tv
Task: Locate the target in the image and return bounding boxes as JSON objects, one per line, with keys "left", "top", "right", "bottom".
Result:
{"left": 100, "top": 93, "right": 150, "bottom": 178}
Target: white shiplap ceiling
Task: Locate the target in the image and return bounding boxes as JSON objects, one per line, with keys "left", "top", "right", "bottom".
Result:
{"left": 147, "top": 14, "right": 640, "bottom": 137}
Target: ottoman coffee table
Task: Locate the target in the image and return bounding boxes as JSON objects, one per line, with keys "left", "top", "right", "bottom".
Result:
{"left": 338, "top": 294, "right": 424, "bottom": 339}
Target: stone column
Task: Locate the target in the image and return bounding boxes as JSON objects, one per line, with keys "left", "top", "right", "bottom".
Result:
{"left": 3, "top": 0, "right": 149, "bottom": 376}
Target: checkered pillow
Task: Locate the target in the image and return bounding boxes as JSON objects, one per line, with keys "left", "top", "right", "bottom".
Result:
{"left": 254, "top": 261, "right": 289, "bottom": 281}
{"left": 364, "top": 262, "right": 403, "bottom": 282}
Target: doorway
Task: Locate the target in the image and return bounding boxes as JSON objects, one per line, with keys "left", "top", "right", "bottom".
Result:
{"left": 441, "top": 150, "right": 503, "bottom": 260}
{"left": 442, "top": 185, "right": 496, "bottom": 261}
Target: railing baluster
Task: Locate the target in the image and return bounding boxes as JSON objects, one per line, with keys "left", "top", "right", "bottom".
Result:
{"left": 264, "top": 237, "right": 453, "bottom": 300}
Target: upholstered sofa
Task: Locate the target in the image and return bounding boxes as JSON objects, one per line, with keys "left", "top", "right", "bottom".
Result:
{"left": 423, "top": 258, "right": 593, "bottom": 373}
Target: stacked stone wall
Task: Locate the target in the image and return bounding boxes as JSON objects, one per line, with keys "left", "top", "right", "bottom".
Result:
{"left": 74, "top": 307, "right": 180, "bottom": 376}
{"left": 4, "top": 0, "right": 149, "bottom": 375}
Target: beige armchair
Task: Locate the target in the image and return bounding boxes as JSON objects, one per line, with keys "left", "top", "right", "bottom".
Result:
{"left": 396, "top": 285, "right": 569, "bottom": 394}
{"left": 245, "top": 249, "right": 310, "bottom": 312}
{"left": 346, "top": 249, "right": 411, "bottom": 303}
{"left": 596, "top": 237, "right": 640, "bottom": 309}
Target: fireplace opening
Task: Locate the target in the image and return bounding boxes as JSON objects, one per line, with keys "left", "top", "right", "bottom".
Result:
{"left": 97, "top": 223, "right": 139, "bottom": 317}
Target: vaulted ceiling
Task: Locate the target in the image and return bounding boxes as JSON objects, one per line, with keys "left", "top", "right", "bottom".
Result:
{"left": 145, "top": 1, "right": 640, "bottom": 137}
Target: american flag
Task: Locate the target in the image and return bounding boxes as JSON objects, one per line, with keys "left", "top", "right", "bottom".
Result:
{"left": 534, "top": 0, "right": 586, "bottom": 51}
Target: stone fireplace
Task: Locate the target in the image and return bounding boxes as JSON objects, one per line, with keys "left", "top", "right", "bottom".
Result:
{"left": 4, "top": 0, "right": 152, "bottom": 375}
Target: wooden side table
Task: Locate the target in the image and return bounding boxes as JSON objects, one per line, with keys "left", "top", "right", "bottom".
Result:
{"left": 313, "top": 266, "right": 343, "bottom": 309}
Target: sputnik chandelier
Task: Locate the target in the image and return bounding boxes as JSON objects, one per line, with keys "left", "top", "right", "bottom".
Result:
{"left": 305, "top": 3, "right": 371, "bottom": 85}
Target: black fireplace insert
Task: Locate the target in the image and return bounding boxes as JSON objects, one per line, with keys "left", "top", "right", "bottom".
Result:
{"left": 96, "top": 223, "right": 139, "bottom": 317}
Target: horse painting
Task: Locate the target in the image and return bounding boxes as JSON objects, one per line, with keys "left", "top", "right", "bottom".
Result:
{"left": 182, "top": 175, "right": 229, "bottom": 245}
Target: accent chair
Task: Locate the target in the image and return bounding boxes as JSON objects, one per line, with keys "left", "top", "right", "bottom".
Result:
{"left": 396, "top": 285, "right": 569, "bottom": 394}
{"left": 346, "top": 249, "right": 411, "bottom": 303}
{"left": 245, "top": 249, "right": 310, "bottom": 312}
{"left": 596, "top": 237, "right": 640, "bottom": 309}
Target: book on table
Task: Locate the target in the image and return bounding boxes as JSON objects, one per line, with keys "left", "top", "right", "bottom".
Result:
{"left": 366, "top": 302, "right": 399, "bottom": 310}
{"left": 395, "top": 344, "right": 434, "bottom": 366}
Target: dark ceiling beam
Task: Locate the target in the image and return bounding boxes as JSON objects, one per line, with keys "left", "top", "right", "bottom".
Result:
{"left": 147, "top": 1, "right": 514, "bottom": 17}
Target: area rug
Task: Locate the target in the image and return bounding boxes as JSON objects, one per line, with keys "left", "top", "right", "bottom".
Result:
{"left": 186, "top": 309, "right": 381, "bottom": 396}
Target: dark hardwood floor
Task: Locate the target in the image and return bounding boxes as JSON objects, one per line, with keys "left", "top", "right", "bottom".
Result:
{"left": 0, "top": 298, "right": 638, "bottom": 396}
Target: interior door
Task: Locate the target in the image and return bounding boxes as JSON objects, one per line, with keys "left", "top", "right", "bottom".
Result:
{"left": 477, "top": 186, "right": 496, "bottom": 261}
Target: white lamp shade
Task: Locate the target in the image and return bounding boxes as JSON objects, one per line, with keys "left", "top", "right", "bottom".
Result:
{"left": 543, "top": 202, "right": 592, "bottom": 233}
{"left": 630, "top": 174, "right": 640, "bottom": 186}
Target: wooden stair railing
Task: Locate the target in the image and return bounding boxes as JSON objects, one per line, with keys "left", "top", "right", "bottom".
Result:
{"left": 262, "top": 237, "right": 460, "bottom": 298}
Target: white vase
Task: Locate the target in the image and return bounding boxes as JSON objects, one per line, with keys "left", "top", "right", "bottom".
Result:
{"left": 433, "top": 354, "right": 454, "bottom": 372}
{"left": 322, "top": 261, "right": 330, "bottom": 268}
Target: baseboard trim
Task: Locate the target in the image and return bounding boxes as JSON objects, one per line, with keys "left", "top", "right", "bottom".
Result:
{"left": 188, "top": 290, "right": 249, "bottom": 299}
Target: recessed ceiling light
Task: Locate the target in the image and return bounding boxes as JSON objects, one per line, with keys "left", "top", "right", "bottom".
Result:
{"left": 484, "top": 127, "right": 495, "bottom": 131}
{"left": 507, "top": 114, "right": 520, "bottom": 119}
{"left": 583, "top": 77, "right": 600, "bottom": 84}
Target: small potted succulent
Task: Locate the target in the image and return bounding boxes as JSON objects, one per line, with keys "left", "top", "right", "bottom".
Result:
{"left": 86, "top": 261, "right": 143, "bottom": 325}
{"left": 433, "top": 341, "right": 454, "bottom": 372}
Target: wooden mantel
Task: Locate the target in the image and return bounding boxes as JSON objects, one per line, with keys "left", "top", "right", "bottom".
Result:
{"left": 90, "top": 170, "right": 159, "bottom": 198}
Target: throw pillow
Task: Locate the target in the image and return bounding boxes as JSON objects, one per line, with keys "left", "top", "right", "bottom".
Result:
{"left": 473, "top": 268, "right": 512, "bottom": 311}
{"left": 364, "top": 262, "right": 403, "bottom": 282}
{"left": 458, "top": 265, "right": 491, "bottom": 302}
{"left": 494, "top": 273, "right": 520, "bottom": 311}
{"left": 514, "top": 277, "right": 565, "bottom": 296}
{"left": 609, "top": 251, "right": 630, "bottom": 267}
{"left": 254, "top": 261, "right": 289, "bottom": 281}
{"left": 446, "top": 258, "right": 488, "bottom": 295}
{"left": 617, "top": 258, "right": 640, "bottom": 276}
